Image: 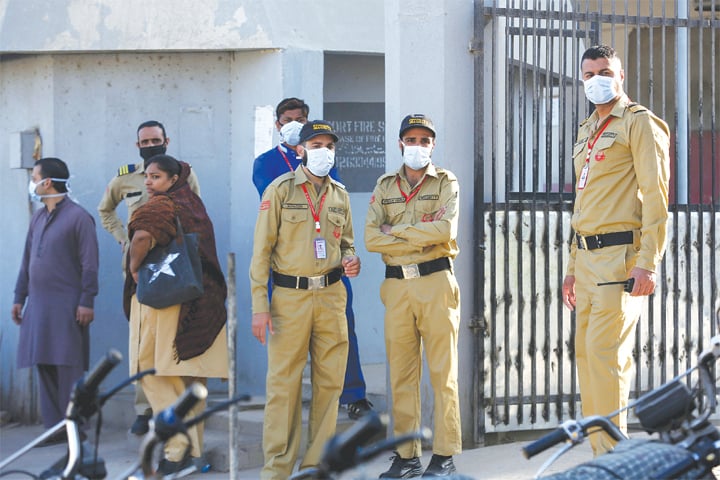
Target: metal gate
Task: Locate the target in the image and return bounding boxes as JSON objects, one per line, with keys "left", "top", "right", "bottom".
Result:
{"left": 472, "top": 0, "right": 720, "bottom": 445}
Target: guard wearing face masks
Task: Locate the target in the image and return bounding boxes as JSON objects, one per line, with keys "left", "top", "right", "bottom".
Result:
{"left": 97, "top": 120, "right": 200, "bottom": 436}
{"left": 252, "top": 98, "right": 375, "bottom": 421}
{"left": 250, "top": 120, "right": 361, "bottom": 480}
{"left": 562, "top": 45, "right": 670, "bottom": 456}
{"left": 365, "top": 114, "right": 462, "bottom": 478}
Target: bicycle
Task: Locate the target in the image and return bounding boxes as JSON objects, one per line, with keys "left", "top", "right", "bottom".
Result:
{"left": 0, "top": 350, "right": 249, "bottom": 480}
{"left": 522, "top": 334, "right": 720, "bottom": 479}
{"left": 286, "top": 410, "right": 432, "bottom": 480}
{"left": 0, "top": 349, "right": 133, "bottom": 479}
{"left": 121, "top": 384, "right": 250, "bottom": 479}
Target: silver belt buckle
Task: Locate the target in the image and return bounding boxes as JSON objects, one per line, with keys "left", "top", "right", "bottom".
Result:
{"left": 401, "top": 264, "right": 421, "bottom": 279}
{"left": 577, "top": 235, "right": 588, "bottom": 250}
{"left": 307, "top": 275, "right": 326, "bottom": 290}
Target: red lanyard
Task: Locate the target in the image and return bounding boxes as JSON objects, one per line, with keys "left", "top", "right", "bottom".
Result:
{"left": 585, "top": 117, "right": 614, "bottom": 163}
{"left": 396, "top": 176, "right": 427, "bottom": 203}
{"left": 277, "top": 145, "right": 294, "bottom": 171}
{"left": 301, "top": 185, "right": 327, "bottom": 233}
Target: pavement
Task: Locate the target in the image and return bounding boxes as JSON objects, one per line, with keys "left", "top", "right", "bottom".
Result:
{"left": 0, "top": 419, "right": 599, "bottom": 480}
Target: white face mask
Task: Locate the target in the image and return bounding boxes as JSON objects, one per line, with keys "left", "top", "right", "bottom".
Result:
{"left": 402, "top": 144, "right": 432, "bottom": 170}
{"left": 583, "top": 75, "right": 618, "bottom": 105}
{"left": 279, "top": 121, "right": 303, "bottom": 146}
{"left": 305, "top": 147, "right": 335, "bottom": 177}
{"left": 28, "top": 177, "right": 69, "bottom": 202}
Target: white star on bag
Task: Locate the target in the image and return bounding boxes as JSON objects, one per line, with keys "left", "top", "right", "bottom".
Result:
{"left": 147, "top": 252, "right": 180, "bottom": 283}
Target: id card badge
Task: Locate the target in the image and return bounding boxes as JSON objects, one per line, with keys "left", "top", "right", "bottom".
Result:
{"left": 577, "top": 163, "right": 589, "bottom": 190}
{"left": 314, "top": 237, "right": 327, "bottom": 259}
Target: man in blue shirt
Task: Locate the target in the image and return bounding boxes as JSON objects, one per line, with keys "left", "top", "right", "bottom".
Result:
{"left": 252, "top": 97, "right": 373, "bottom": 420}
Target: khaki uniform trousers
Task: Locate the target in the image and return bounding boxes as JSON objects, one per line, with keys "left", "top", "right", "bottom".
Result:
{"left": 261, "top": 281, "right": 348, "bottom": 480}
{"left": 141, "top": 375, "right": 207, "bottom": 461}
{"left": 381, "top": 269, "right": 462, "bottom": 458}
{"left": 131, "top": 297, "right": 229, "bottom": 462}
{"left": 574, "top": 243, "right": 643, "bottom": 456}
{"left": 121, "top": 243, "right": 152, "bottom": 417}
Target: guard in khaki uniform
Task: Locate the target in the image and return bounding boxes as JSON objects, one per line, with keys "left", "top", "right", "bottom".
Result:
{"left": 250, "top": 120, "right": 361, "bottom": 480}
{"left": 97, "top": 120, "right": 199, "bottom": 435}
{"left": 562, "top": 45, "right": 670, "bottom": 456}
{"left": 365, "top": 114, "right": 461, "bottom": 478}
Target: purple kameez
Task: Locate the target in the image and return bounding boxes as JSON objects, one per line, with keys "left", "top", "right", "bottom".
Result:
{"left": 14, "top": 197, "right": 99, "bottom": 370}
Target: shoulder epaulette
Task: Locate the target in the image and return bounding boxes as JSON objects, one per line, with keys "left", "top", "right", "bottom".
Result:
{"left": 330, "top": 178, "right": 347, "bottom": 190}
{"left": 579, "top": 117, "right": 591, "bottom": 127}
{"left": 270, "top": 170, "right": 296, "bottom": 188}
{"left": 117, "top": 164, "right": 137, "bottom": 176}
{"left": 436, "top": 167, "right": 457, "bottom": 181}
{"left": 377, "top": 172, "right": 396, "bottom": 185}
{"left": 627, "top": 103, "right": 648, "bottom": 114}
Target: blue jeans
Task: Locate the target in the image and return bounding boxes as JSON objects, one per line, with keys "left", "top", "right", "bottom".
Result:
{"left": 339, "top": 276, "right": 367, "bottom": 404}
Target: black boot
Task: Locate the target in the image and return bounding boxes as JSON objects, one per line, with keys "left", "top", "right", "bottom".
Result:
{"left": 379, "top": 451, "right": 423, "bottom": 478}
{"left": 422, "top": 455, "right": 456, "bottom": 477}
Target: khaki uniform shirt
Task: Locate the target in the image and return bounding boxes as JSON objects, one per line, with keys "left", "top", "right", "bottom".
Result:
{"left": 364, "top": 163, "right": 459, "bottom": 265}
{"left": 250, "top": 166, "right": 356, "bottom": 314}
{"left": 97, "top": 162, "right": 201, "bottom": 244}
{"left": 567, "top": 96, "right": 670, "bottom": 275}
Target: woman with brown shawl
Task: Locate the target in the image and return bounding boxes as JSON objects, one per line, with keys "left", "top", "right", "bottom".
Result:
{"left": 124, "top": 154, "right": 228, "bottom": 476}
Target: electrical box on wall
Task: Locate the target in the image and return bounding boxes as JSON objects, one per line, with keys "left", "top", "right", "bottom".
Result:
{"left": 9, "top": 129, "right": 42, "bottom": 169}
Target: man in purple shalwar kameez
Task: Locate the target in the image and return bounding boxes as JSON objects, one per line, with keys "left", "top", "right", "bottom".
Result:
{"left": 11, "top": 157, "right": 99, "bottom": 434}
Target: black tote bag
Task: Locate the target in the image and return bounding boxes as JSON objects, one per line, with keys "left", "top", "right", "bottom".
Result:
{"left": 136, "top": 217, "right": 204, "bottom": 309}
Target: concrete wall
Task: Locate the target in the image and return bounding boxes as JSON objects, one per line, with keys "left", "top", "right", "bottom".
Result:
{"left": 0, "top": 0, "right": 385, "bottom": 417}
{"left": 0, "top": 0, "right": 383, "bottom": 54}
{"left": 1, "top": 0, "right": 482, "bottom": 450}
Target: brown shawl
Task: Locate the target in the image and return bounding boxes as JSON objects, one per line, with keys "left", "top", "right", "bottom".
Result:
{"left": 123, "top": 161, "right": 227, "bottom": 361}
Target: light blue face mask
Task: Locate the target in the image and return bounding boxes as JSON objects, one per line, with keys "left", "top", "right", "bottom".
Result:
{"left": 28, "top": 177, "right": 70, "bottom": 202}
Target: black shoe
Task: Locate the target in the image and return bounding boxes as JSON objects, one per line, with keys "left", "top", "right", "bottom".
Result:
{"left": 379, "top": 452, "right": 423, "bottom": 478}
{"left": 347, "top": 398, "right": 374, "bottom": 420}
{"left": 422, "top": 455, "right": 456, "bottom": 477}
{"left": 130, "top": 413, "right": 152, "bottom": 435}
{"left": 157, "top": 457, "right": 197, "bottom": 478}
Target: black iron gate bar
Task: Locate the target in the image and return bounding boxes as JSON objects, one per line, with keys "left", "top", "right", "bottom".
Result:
{"left": 473, "top": 0, "right": 720, "bottom": 446}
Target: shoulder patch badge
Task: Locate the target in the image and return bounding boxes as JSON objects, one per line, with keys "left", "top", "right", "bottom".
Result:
{"left": 117, "top": 164, "right": 137, "bottom": 176}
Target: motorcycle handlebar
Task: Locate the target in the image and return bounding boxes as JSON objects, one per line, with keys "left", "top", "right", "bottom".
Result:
{"left": 82, "top": 349, "right": 123, "bottom": 393}
{"left": 522, "top": 416, "right": 626, "bottom": 459}
{"left": 321, "top": 411, "right": 386, "bottom": 472}
{"left": 66, "top": 349, "right": 123, "bottom": 421}
{"left": 522, "top": 427, "right": 570, "bottom": 459}
{"left": 156, "top": 382, "right": 208, "bottom": 438}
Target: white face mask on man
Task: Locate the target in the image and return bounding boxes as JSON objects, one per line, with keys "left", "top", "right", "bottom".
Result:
{"left": 279, "top": 121, "right": 303, "bottom": 146}
{"left": 305, "top": 147, "right": 335, "bottom": 177}
{"left": 402, "top": 144, "right": 432, "bottom": 170}
{"left": 583, "top": 75, "right": 619, "bottom": 105}
{"left": 28, "top": 178, "right": 69, "bottom": 202}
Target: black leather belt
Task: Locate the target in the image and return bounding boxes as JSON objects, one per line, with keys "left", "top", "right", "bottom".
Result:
{"left": 272, "top": 268, "right": 343, "bottom": 290}
{"left": 576, "top": 231, "right": 634, "bottom": 250}
{"left": 385, "top": 257, "right": 452, "bottom": 279}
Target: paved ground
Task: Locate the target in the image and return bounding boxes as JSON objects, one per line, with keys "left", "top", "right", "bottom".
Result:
{"left": 0, "top": 421, "right": 597, "bottom": 479}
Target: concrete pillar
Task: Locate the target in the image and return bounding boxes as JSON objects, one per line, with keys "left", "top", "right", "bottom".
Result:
{"left": 228, "top": 47, "right": 324, "bottom": 392}
{"left": 385, "top": 0, "right": 476, "bottom": 447}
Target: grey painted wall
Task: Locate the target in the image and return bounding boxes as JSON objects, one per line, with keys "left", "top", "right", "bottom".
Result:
{"left": 0, "top": 0, "right": 481, "bottom": 449}
{"left": 1, "top": 51, "right": 387, "bottom": 416}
